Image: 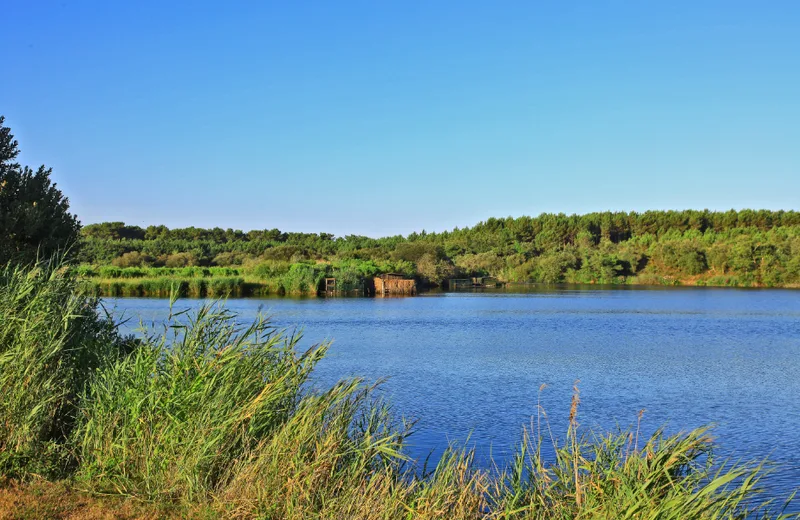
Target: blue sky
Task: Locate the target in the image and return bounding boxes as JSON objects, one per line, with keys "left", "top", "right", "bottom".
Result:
{"left": 2, "top": 1, "right": 799, "bottom": 236}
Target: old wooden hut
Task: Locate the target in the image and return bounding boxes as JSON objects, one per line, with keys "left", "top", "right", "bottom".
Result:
{"left": 373, "top": 273, "right": 416, "bottom": 296}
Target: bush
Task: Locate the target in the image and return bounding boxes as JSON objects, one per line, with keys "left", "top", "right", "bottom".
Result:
{"left": 455, "top": 252, "right": 504, "bottom": 277}
{"left": 112, "top": 251, "right": 153, "bottom": 268}
{"left": 261, "top": 245, "right": 305, "bottom": 262}
{"left": 97, "top": 265, "right": 122, "bottom": 278}
{"left": 652, "top": 241, "right": 708, "bottom": 275}
{"left": 278, "top": 263, "right": 325, "bottom": 294}
{"left": 536, "top": 251, "right": 579, "bottom": 283}
{"left": 416, "top": 253, "right": 455, "bottom": 286}
{"left": 165, "top": 252, "right": 199, "bottom": 268}
{"left": 248, "top": 260, "right": 291, "bottom": 279}
{"left": 212, "top": 251, "right": 247, "bottom": 266}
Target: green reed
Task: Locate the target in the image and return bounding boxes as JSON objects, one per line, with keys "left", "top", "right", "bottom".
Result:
{"left": 0, "top": 260, "right": 133, "bottom": 478}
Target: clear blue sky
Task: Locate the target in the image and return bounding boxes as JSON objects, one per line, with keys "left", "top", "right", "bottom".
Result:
{"left": 2, "top": 1, "right": 799, "bottom": 236}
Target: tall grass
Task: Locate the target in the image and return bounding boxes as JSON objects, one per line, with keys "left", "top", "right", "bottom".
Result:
{"left": 87, "top": 276, "right": 249, "bottom": 297}
{"left": 74, "top": 302, "right": 330, "bottom": 501}
{"left": 0, "top": 260, "right": 133, "bottom": 478}
{"left": 489, "top": 397, "right": 794, "bottom": 519}
{"left": 1, "top": 260, "right": 797, "bottom": 518}
{"left": 75, "top": 266, "right": 243, "bottom": 279}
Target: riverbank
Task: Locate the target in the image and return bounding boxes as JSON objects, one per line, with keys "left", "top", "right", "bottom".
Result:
{"left": 78, "top": 269, "right": 799, "bottom": 299}
{"left": 3, "top": 261, "right": 798, "bottom": 519}
{"left": 78, "top": 211, "right": 800, "bottom": 292}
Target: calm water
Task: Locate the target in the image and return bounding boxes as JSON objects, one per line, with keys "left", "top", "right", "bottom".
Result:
{"left": 106, "top": 287, "right": 800, "bottom": 508}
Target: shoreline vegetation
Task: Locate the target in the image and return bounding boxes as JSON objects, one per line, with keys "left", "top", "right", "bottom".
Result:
{"left": 1, "top": 260, "right": 798, "bottom": 519}
{"left": 76, "top": 209, "right": 800, "bottom": 297}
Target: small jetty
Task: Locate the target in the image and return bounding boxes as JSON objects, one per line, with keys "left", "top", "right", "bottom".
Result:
{"left": 321, "top": 274, "right": 416, "bottom": 296}
{"left": 322, "top": 277, "right": 366, "bottom": 296}
{"left": 448, "top": 277, "right": 502, "bottom": 289}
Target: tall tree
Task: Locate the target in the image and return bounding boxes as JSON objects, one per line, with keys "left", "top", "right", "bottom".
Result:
{"left": 0, "top": 116, "right": 80, "bottom": 264}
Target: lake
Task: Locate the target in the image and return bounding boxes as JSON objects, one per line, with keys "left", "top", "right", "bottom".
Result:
{"left": 106, "top": 286, "right": 800, "bottom": 509}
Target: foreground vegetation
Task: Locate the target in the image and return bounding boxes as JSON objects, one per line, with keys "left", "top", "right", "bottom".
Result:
{"left": 77, "top": 209, "right": 800, "bottom": 296}
{"left": 1, "top": 260, "right": 797, "bottom": 519}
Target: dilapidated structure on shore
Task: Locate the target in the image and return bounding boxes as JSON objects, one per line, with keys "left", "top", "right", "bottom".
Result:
{"left": 373, "top": 273, "right": 416, "bottom": 295}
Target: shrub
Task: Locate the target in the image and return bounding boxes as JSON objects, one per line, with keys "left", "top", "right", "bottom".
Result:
{"left": 261, "top": 245, "right": 304, "bottom": 262}
{"left": 112, "top": 251, "right": 153, "bottom": 268}
{"left": 212, "top": 251, "right": 247, "bottom": 266}
{"left": 165, "top": 252, "right": 199, "bottom": 268}
{"left": 652, "top": 241, "right": 708, "bottom": 275}
{"left": 455, "top": 252, "right": 504, "bottom": 277}
{"left": 248, "top": 259, "right": 291, "bottom": 279}
{"left": 416, "top": 253, "right": 455, "bottom": 286}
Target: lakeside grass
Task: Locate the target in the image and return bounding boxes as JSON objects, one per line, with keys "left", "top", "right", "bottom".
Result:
{"left": 75, "top": 264, "right": 339, "bottom": 297}
{"left": 74, "top": 265, "right": 788, "bottom": 299}
{"left": 2, "top": 260, "right": 798, "bottom": 519}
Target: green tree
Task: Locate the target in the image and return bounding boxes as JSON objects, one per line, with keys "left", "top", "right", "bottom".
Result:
{"left": 0, "top": 116, "right": 80, "bottom": 265}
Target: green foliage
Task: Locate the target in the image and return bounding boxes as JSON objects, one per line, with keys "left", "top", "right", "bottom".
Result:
{"left": 491, "top": 422, "right": 792, "bottom": 519}
{"left": 416, "top": 253, "right": 456, "bottom": 286}
{"left": 74, "top": 304, "right": 334, "bottom": 501}
{"left": 212, "top": 251, "right": 246, "bottom": 266}
{"left": 74, "top": 210, "right": 800, "bottom": 289}
{"left": 455, "top": 252, "right": 505, "bottom": 277}
{"left": 165, "top": 251, "right": 200, "bottom": 268}
{"left": 82, "top": 221, "right": 146, "bottom": 241}
{"left": 0, "top": 116, "right": 80, "bottom": 265}
{"left": 535, "top": 251, "right": 579, "bottom": 283}
{"left": 652, "top": 241, "right": 708, "bottom": 275}
{"left": 0, "top": 259, "right": 131, "bottom": 478}
{"left": 111, "top": 251, "right": 154, "bottom": 267}
{"left": 277, "top": 262, "right": 326, "bottom": 294}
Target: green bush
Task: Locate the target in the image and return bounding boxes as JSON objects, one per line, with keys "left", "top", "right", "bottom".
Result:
{"left": 651, "top": 241, "right": 708, "bottom": 275}
{"left": 111, "top": 251, "right": 153, "bottom": 268}
{"left": 165, "top": 252, "right": 199, "bottom": 268}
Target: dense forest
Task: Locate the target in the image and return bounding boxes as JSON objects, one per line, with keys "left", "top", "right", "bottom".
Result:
{"left": 75, "top": 209, "right": 800, "bottom": 295}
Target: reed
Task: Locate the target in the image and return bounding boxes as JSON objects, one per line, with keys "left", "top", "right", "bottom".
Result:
{"left": 0, "top": 259, "right": 133, "bottom": 478}
{"left": 87, "top": 277, "right": 249, "bottom": 298}
{"left": 487, "top": 386, "right": 796, "bottom": 519}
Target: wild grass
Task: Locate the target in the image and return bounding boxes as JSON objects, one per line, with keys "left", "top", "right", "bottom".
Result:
{"left": 0, "top": 260, "right": 133, "bottom": 478}
{"left": 74, "top": 302, "right": 332, "bottom": 502}
{"left": 87, "top": 277, "right": 249, "bottom": 297}
{"left": 75, "top": 260, "right": 376, "bottom": 297}
{"left": 76, "top": 266, "right": 243, "bottom": 279}
{"left": 488, "top": 389, "right": 795, "bottom": 519}
{"left": 1, "top": 260, "right": 798, "bottom": 518}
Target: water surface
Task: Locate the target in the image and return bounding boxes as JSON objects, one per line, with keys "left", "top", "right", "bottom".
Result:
{"left": 107, "top": 287, "right": 800, "bottom": 508}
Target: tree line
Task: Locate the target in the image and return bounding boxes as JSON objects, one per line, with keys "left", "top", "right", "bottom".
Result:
{"left": 79, "top": 209, "right": 800, "bottom": 287}
{"left": 2, "top": 114, "right": 798, "bottom": 288}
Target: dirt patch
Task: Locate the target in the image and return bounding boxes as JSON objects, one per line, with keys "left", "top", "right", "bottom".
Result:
{"left": 0, "top": 480, "right": 198, "bottom": 520}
